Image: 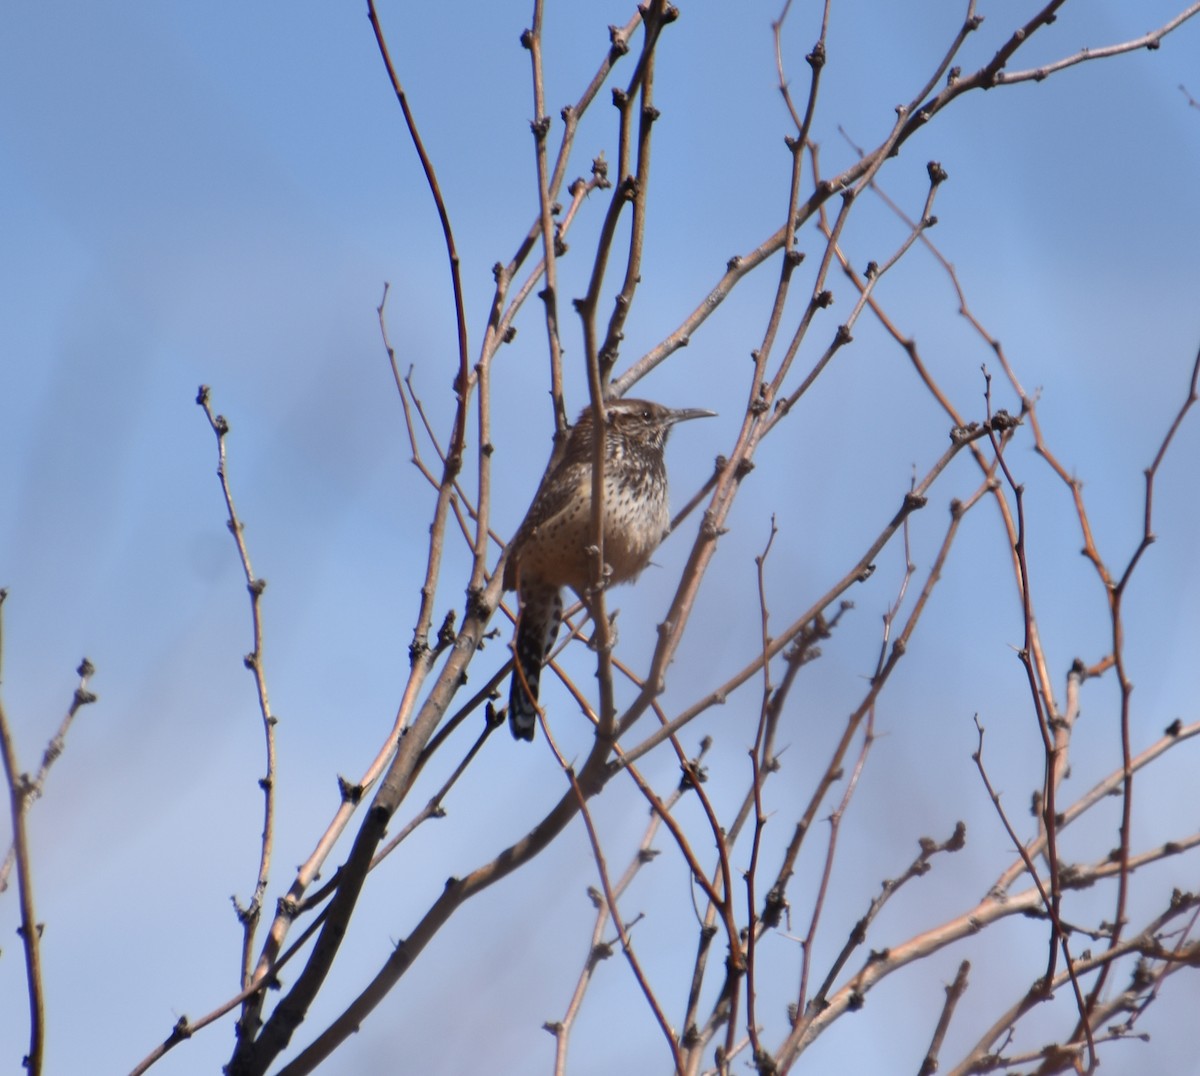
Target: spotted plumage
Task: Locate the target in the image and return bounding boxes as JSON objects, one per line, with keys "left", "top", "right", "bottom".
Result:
{"left": 503, "top": 398, "right": 713, "bottom": 740}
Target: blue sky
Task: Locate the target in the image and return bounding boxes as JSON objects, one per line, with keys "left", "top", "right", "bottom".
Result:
{"left": 3, "top": 2, "right": 1200, "bottom": 1073}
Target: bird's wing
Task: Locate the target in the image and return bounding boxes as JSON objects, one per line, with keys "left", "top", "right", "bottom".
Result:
{"left": 502, "top": 460, "right": 592, "bottom": 590}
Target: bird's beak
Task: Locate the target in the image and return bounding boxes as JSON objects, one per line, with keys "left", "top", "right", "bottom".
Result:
{"left": 668, "top": 407, "right": 717, "bottom": 424}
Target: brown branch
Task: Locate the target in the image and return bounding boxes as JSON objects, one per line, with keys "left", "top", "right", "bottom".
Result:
{"left": 772, "top": 0, "right": 832, "bottom": 143}
{"left": 224, "top": 8, "right": 488, "bottom": 1067}
{"left": 790, "top": 506, "right": 915, "bottom": 1017}
{"left": 556, "top": 754, "right": 684, "bottom": 1074}
{"left": 570, "top": 5, "right": 675, "bottom": 744}
{"left": 789, "top": 823, "right": 968, "bottom": 1052}
{"left": 195, "top": 387, "right": 278, "bottom": 996}
{"left": 918, "top": 961, "right": 971, "bottom": 1076}
{"left": 743, "top": 517, "right": 780, "bottom": 1063}
{"left": 0, "top": 666, "right": 46, "bottom": 1073}
{"left": 795, "top": 710, "right": 877, "bottom": 1020}
{"left": 0, "top": 655, "right": 97, "bottom": 894}
{"left": 996, "top": 3, "right": 1200, "bottom": 85}
{"left": 550, "top": 753, "right": 702, "bottom": 1074}
{"left": 524, "top": 1, "right": 567, "bottom": 421}
{"left": 1080, "top": 342, "right": 1200, "bottom": 1025}
{"left": 366, "top": 0, "right": 470, "bottom": 406}
{"left": 595, "top": 3, "right": 675, "bottom": 387}
{"left": 970, "top": 715, "right": 1092, "bottom": 1063}
{"left": 619, "top": 416, "right": 1001, "bottom": 765}
{"left": 128, "top": 725, "right": 497, "bottom": 1076}
{"left": 946, "top": 893, "right": 1200, "bottom": 1076}
{"left": 618, "top": 0, "right": 1197, "bottom": 401}
{"left": 776, "top": 830, "right": 1199, "bottom": 1070}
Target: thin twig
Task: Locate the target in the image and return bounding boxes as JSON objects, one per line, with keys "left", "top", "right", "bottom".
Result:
{"left": 0, "top": 690, "right": 45, "bottom": 1076}
{"left": 196, "top": 387, "right": 278, "bottom": 993}
{"left": 0, "top": 656, "right": 97, "bottom": 893}
{"left": 546, "top": 742, "right": 684, "bottom": 1074}
{"left": 918, "top": 961, "right": 970, "bottom": 1076}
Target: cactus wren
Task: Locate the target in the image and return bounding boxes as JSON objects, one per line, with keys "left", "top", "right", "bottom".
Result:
{"left": 503, "top": 398, "right": 714, "bottom": 740}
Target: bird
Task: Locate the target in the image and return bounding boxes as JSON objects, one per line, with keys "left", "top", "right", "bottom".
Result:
{"left": 502, "top": 397, "right": 714, "bottom": 740}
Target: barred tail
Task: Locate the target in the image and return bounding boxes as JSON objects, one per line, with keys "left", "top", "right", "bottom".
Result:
{"left": 509, "top": 585, "right": 563, "bottom": 741}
